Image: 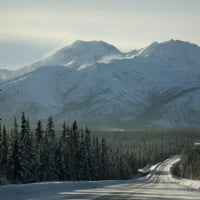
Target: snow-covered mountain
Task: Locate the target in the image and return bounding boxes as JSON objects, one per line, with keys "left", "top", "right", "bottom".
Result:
{"left": 1, "top": 39, "right": 200, "bottom": 129}
{"left": 0, "top": 69, "right": 14, "bottom": 82}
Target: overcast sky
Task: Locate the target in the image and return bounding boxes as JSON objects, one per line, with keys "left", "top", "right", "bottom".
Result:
{"left": 0, "top": 0, "right": 200, "bottom": 70}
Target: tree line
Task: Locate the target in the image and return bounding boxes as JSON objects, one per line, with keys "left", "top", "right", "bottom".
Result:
{"left": 1, "top": 112, "right": 200, "bottom": 184}
{"left": 95, "top": 128, "right": 200, "bottom": 178}
{"left": 173, "top": 144, "right": 200, "bottom": 180}
{"left": 0, "top": 113, "right": 136, "bottom": 184}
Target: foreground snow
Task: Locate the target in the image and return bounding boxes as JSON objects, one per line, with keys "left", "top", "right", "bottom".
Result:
{"left": 169, "top": 158, "right": 200, "bottom": 190}
{"left": 1, "top": 156, "right": 200, "bottom": 200}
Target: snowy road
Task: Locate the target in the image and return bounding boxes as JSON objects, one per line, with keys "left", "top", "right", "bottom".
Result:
{"left": 1, "top": 156, "right": 200, "bottom": 200}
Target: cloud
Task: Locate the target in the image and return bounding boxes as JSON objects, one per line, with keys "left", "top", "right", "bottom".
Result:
{"left": 0, "top": 0, "right": 200, "bottom": 69}
{"left": 1, "top": 7, "right": 199, "bottom": 51}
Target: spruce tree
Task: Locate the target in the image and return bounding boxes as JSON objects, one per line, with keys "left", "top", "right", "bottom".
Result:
{"left": 101, "top": 137, "right": 108, "bottom": 179}
{"left": 44, "top": 117, "right": 57, "bottom": 181}
{"left": 0, "top": 125, "right": 8, "bottom": 179}
{"left": 35, "top": 120, "right": 44, "bottom": 148}
{"left": 1, "top": 116, "right": 140, "bottom": 183}
{"left": 93, "top": 137, "right": 101, "bottom": 180}
{"left": 69, "top": 121, "right": 80, "bottom": 180}
{"left": 34, "top": 120, "right": 45, "bottom": 181}
{"left": 79, "top": 130, "right": 87, "bottom": 180}
{"left": 24, "top": 119, "right": 36, "bottom": 183}
{"left": 17, "top": 114, "right": 35, "bottom": 183}
{"left": 61, "top": 122, "right": 70, "bottom": 180}
{"left": 8, "top": 118, "right": 22, "bottom": 182}
{"left": 55, "top": 122, "right": 70, "bottom": 180}
{"left": 84, "top": 127, "right": 92, "bottom": 180}
{"left": 19, "top": 112, "right": 26, "bottom": 182}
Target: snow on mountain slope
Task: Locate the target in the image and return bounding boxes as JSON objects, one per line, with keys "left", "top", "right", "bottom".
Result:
{"left": 137, "top": 40, "right": 200, "bottom": 70}
{"left": 0, "top": 69, "right": 14, "bottom": 82}
{"left": 0, "top": 40, "right": 122, "bottom": 83}
{"left": 20, "top": 40, "right": 122, "bottom": 71}
{"left": 0, "top": 39, "right": 200, "bottom": 129}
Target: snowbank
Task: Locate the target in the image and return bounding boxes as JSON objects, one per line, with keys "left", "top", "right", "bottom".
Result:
{"left": 0, "top": 180, "right": 118, "bottom": 200}
{"left": 169, "top": 157, "right": 200, "bottom": 190}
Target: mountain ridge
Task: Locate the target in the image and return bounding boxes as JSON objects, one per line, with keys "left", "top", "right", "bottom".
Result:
{"left": 0, "top": 39, "right": 200, "bottom": 129}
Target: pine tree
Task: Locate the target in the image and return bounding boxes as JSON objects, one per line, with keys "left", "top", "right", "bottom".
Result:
{"left": 18, "top": 114, "right": 35, "bottom": 183}
{"left": 79, "top": 130, "right": 87, "bottom": 180}
{"left": 20, "top": 112, "right": 26, "bottom": 141}
{"left": 35, "top": 120, "right": 44, "bottom": 148}
{"left": 1, "top": 115, "right": 140, "bottom": 183}
{"left": 55, "top": 139, "right": 64, "bottom": 180}
{"left": 92, "top": 137, "right": 101, "bottom": 180}
{"left": 62, "top": 122, "right": 70, "bottom": 179}
{"left": 84, "top": 127, "right": 92, "bottom": 180}
{"left": 55, "top": 122, "right": 70, "bottom": 180}
{"left": 0, "top": 125, "right": 8, "bottom": 179}
{"left": 24, "top": 119, "right": 36, "bottom": 183}
{"left": 101, "top": 137, "right": 108, "bottom": 179}
{"left": 34, "top": 120, "right": 45, "bottom": 181}
{"left": 43, "top": 117, "right": 57, "bottom": 181}
{"left": 69, "top": 121, "right": 80, "bottom": 180}
{"left": 19, "top": 112, "right": 26, "bottom": 182}
{"left": 7, "top": 118, "right": 22, "bottom": 182}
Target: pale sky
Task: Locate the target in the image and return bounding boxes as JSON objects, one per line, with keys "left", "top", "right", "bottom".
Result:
{"left": 0, "top": 0, "right": 200, "bottom": 70}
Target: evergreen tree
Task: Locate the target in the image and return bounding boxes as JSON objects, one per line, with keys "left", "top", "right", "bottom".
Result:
{"left": 19, "top": 112, "right": 26, "bottom": 182}
{"left": 24, "top": 119, "right": 36, "bottom": 183}
{"left": 35, "top": 120, "right": 44, "bottom": 148}
{"left": 55, "top": 122, "right": 70, "bottom": 180}
{"left": 1, "top": 115, "right": 143, "bottom": 183}
{"left": 69, "top": 121, "right": 80, "bottom": 180}
{"left": 0, "top": 126, "right": 8, "bottom": 179}
{"left": 17, "top": 114, "right": 35, "bottom": 183}
{"left": 84, "top": 127, "right": 92, "bottom": 180}
{"left": 92, "top": 137, "right": 101, "bottom": 180}
{"left": 34, "top": 120, "right": 45, "bottom": 181}
{"left": 179, "top": 146, "right": 200, "bottom": 179}
{"left": 43, "top": 117, "right": 57, "bottom": 181}
{"left": 79, "top": 130, "right": 87, "bottom": 180}
{"left": 7, "top": 118, "right": 22, "bottom": 182}
{"left": 20, "top": 112, "right": 26, "bottom": 142}
{"left": 101, "top": 137, "right": 108, "bottom": 179}
{"left": 55, "top": 139, "right": 65, "bottom": 180}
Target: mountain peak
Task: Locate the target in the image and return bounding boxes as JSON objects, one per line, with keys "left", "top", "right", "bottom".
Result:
{"left": 138, "top": 39, "right": 200, "bottom": 61}
{"left": 70, "top": 40, "right": 121, "bottom": 53}
{"left": 1, "top": 39, "right": 200, "bottom": 128}
{"left": 72, "top": 39, "right": 106, "bottom": 45}
{"left": 160, "top": 39, "right": 199, "bottom": 47}
{"left": 38, "top": 40, "right": 121, "bottom": 68}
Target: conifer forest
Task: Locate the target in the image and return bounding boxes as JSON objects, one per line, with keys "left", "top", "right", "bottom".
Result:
{"left": 0, "top": 113, "right": 200, "bottom": 184}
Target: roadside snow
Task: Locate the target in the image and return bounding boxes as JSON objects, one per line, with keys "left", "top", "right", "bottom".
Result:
{"left": 0, "top": 180, "right": 119, "bottom": 200}
{"left": 1, "top": 156, "right": 200, "bottom": 200}
{"left": 169, "top": 157, "right": 200, "bottom": 190}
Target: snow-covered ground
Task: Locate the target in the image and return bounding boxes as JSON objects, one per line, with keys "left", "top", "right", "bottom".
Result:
{"left": 1, "top": 156, "right": 200, "bottom": 200}
{"left": 169, "top": 157, "right": 200, "bottom": 190}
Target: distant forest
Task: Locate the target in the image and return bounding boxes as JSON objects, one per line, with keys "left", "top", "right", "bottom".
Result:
{"left": 0, "top": 113, "right": 200, "bottom": 184}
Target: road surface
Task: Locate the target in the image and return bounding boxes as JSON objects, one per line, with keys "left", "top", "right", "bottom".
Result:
{"left": 1, "top": 156, "right": 200, "bottom": 200}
